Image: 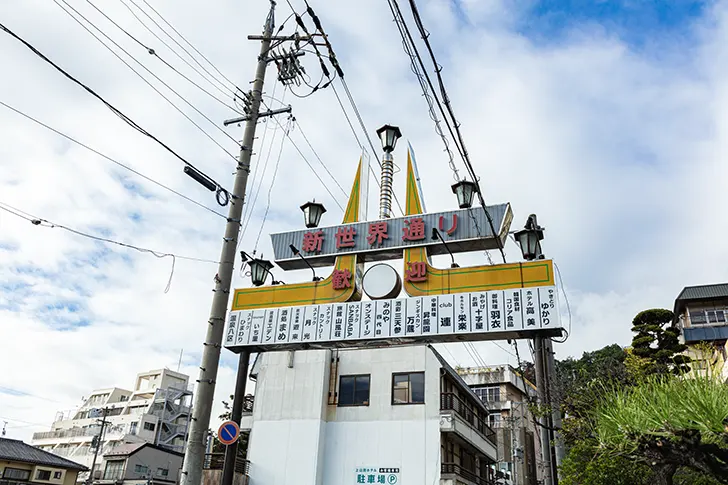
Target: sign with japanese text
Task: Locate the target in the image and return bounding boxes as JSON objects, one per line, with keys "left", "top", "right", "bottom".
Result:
{"left": 224, "top": 285, "right": 561, "bottom": 351}
{"left": 270, "top": 204, "right": 512, "bottom": 270}
{"left": 354, "top": 467, "right": 400, "bottom": 485}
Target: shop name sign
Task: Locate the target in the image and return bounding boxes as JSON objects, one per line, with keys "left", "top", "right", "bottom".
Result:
{"left": 270, "top": 203, "right": 512, "bottom": 270}
{"left": 224, "top": 285, "right": 561, "bottom": 351}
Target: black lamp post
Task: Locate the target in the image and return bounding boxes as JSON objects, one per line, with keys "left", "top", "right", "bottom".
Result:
{"left": 289, "top": 244, "right": 322, "bottom": 282}
{"left": 300, "top": 200, "right": 326, "bottom": 228}
{"left": 240, "top": 251, "right": 283, "bottom": 286}
{"left": 376, "top": 124, "right": 402, "bottom": 153}
{"left": 513, "top": 214, "right": 545, "bottom": 261}
{"left": 431, "top": 228, "right": 459, "bottom": 268}
{"left": 451, "top": 179, "right": 478, "bottom": 209}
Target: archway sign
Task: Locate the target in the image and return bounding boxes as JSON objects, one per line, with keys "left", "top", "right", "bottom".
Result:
{"left": 218, "top": 420, "right": 240, "bottom": 446}
{"left": 224, "top": 149, "right": 563, "bottom": 353}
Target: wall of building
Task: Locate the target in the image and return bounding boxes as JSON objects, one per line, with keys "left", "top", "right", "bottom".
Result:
{"left": 0, "top": 460, "right": 80, "bottom": 485}
{"left": 122, "top": 447, "right": 183, "bottom": 483}
{"left": 247, "top": 346, "right": 441, "bottom": 485}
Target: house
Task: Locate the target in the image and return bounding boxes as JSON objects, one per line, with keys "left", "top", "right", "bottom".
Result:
{"left": 31, "top": 369, "right": 192, "bottom": 482}
{"left": 94, "top": 442, "right": 183, "bottom": 485}
{"left": 239, "top": 344, "right": 499, "bottom": 485}
{"left": 458, "top": 365, "right": 542, "bottom": 485}
{"left": 673, "top": 283, "right": 728, "bottom": 381}
{"left": 0, "top": 438, "right": 87, "bottom": 485}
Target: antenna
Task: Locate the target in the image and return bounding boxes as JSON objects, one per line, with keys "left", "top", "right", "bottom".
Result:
{"left": 177, "top": 349, "right": 183, "bottom": 372}
{"left": 2, "top": 421, "right": 7, "bottom": 437}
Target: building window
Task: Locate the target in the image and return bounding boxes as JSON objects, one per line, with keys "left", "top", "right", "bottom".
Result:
{"left": 392, "top": 372, "right": 425, "bottom": 404}
{"left": 103, "top": 460, "right": 125, "bottom": 481}
{"left": 53, "top": 472, "right": 62, "bottom": 480}
{"left": 156, "top": 469, "right": 169, "bottom": 478}
{"left": 130, "top": 422, "right": 138, "bottom": 435}
{"left": 3, "top": 468, "right": 31, "bottom": 481}
{"left": 338, "top": 375, "right": 370, "bottom": 406}
{"left": 35, "top": 471, "right": 51, "bottom": 481}
{"left": 690, "top": 310, "right": 727, "bottom": 325}
{"left": 143, "top": 422, "right": 156, "bottom": 431}
{"left": 474, "top": 386, "right": 501, "bottom": 403}
{"left": 488, "top": 414, "right": 501, "bottom": 427}
{"left": 134, "top": 465, "right": 148, "bottom": 475}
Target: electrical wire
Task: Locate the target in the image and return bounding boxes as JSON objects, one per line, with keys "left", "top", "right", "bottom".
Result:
{"left": 395, "top": 0, "right": 505, "bottom": 262}
{"left": 117, "top": 0, "right": 241, "bottom": 103}
{"left": 254, "top": 116, "right": 292, "bottom": 251}
{"left": 0, "top": 201, "right": 220, "bottom": 293}
{"left": 553, "top": 261, "right": 572, "bottom": 343}
{"left": 0, "top": 20, "right": 232, "bottom": 203}
{"left": 0, "top": 100, "right": 227, "bottom": 220}
{"left": 0, "top": 18, "right": 235, "bottom": 203}
{"left": 53, "top": 0, "right": 241, "bottom": 157}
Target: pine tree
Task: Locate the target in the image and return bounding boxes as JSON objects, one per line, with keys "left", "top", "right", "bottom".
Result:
{"left": 630, "top": 309, "right": 691, "bottom": 375}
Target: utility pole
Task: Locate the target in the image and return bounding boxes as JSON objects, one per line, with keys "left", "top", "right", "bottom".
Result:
{"left": 544, "top": 339, "right": 565, "bottom": 472}
{"left": 179, "top": 4, "right": 276, "bottom": 485}
{"left": 533, "top": 337, "right": 554, "bottom": 485}
{"left": 87, "top": 407, "right": 109, "bottom": 485}
{"left": 220, "top": 353, "right": 250, "bottom": 485}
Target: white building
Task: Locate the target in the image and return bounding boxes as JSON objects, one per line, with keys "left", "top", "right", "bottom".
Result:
{"left": 31, "top": 369, "right": 192, "bottom": 482}
{"left": 241, "top": 344, "right": 499, "bottom": 485}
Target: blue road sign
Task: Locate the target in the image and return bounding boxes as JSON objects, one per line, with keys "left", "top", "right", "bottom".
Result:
{"left": 217, "top": 420, "right": 239, "bottom": 445}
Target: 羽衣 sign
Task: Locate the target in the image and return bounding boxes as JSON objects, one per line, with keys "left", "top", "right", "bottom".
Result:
{"left": 224, "top": 286, "right": 562, "bottom": 352}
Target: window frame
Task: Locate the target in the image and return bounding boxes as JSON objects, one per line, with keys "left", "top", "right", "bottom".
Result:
{"left": 337, "top": 374, "right": 371, "bottom": 407}
{"left": 143, "top": 421, "right": 156, "bottom": 431}
{"left": 103, "top": 460, "right": 125, "bottom": 481}
{"left": 35, "top": 471, "right": 51, "bottom": 481}
{"left": 3, "top": 468, "right": 31, "bottom": 481}
{"left": 391, "top": 371, "right": 425, "bottom": 405}
{"left": 52, "top": 472, "right": 62, "bottom": 480}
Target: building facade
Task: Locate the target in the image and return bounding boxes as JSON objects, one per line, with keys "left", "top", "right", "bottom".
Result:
{"left": 0, "top": 438, "right": 87, "bottom": 485}
{"left": 31, "top": 369, "right": 192, "bottom": 482}
{"left": 241, "top": 345, "right": 498, "bottom": 485}
{"left": 458, "top": 366, "right": 542, "bottom": 485}
{"left": 95, "top": 442, "right": 183, "bottom": 485}
{"left": 673, "top": 283, "right": 728, "bottom": 381}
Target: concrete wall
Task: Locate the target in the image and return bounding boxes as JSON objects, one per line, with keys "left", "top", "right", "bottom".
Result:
{"left": 247, "top": 346, "right": 441, "bottom": 485}
{"left": 121, "top": 446, "right": 183, "bottom": 483}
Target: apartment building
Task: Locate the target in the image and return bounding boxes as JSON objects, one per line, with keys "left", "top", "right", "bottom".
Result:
{"left": 31, "top": 369, "right": 192, "bottom": 482}
{"left": 458, "top": 365, "right": 542, "bottom": 485}
{"left": 673, "top": 283, "right": 728, "bottom": 381}
{"left": 240, "top": 345, "right": 499, "bottom": 485}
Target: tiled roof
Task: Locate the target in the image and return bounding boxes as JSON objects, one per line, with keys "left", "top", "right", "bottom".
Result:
{"left": 676, "top": 284, "right": 728, "bottom": 302}
{"left": 0, "top": 438, "right": 88, "bottom": 471}
{"left": 103, "top": 442, "right": 146, "bottom": 457}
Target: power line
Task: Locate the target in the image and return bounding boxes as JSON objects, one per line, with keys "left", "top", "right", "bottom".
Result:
{"left": 0, "top": 20, "right": 232, "bottom": 203}
{"left": 117, "top": 0, "right": 241, "bottom": 103}
{"left": 399, "top": 0, "right": 506, "bottom": 262}
{"left": 0, "top": 100, "right": 227, "bottom": 220}
{"left": 53, "top": 0, "right": 241, "bottom": 157}
{"left": 553, "top": 261, "right": 572, "bottom": 343}
{"left": 0, "top": 201, "right": 220, "bottom": 293}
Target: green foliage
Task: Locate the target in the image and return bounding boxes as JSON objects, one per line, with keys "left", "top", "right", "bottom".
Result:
{"left": 560, "top": 442, "right": 651, "bottom": 485}
{"left": 630, "top": 309, "right": 690, "bottom": 375}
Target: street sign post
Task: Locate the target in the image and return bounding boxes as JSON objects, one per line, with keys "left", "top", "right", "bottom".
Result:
{"left": 217, "top": 420, "right": 240, "bottom": 446}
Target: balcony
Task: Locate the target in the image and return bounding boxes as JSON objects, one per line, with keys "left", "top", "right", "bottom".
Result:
{"left": 440, "top": 393, "right": 498, "bottom": 461}
{"left": 441, "top": 463, "right": 495, "bottom": 485}
{"left": 33, "top": 423, "right": 131, "bottom": 442}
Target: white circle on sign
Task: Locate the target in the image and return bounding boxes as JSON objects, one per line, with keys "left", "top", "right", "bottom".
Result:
{"left": 362, "top": 263, "right": 402, "bottom": 300}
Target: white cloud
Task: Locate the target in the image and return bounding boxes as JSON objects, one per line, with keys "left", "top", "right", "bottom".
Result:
{"left": 1, "top": 0, "right": 727, "bottom": 442}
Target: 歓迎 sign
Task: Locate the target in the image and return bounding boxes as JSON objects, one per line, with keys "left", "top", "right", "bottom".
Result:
{"left": 270, "top": 204, "right": 512, "bottom": 270}
{"left": 224, "top": 285, "right": 561, "bottom": 351}
{"left": 355, "top": 467, "right": 400, "bottom": 485}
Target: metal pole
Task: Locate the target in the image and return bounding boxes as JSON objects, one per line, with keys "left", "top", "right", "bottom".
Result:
{"left": 544, "top": 339, "right": 565, "bottom": 475}
{"left": 379, "top": 151, "right": 394, "bottom": 219}
{"left": 533, "top": 337, "right": 553, "bottom": 485}
{"left": 221, "top": 351, "right": 251, "bottom": 485}
{"left": 180, "top": 5, "right": 275, "bottom": 485}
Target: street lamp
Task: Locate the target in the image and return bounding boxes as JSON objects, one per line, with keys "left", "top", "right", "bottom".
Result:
{"left": 376, "top": 124, "right": 402, "bottom": 153}
{"left": 375, "top": 124, "right": 402, "bottom": 219}
{"left": 451, "top": 179, "right": 477, "bottom": 209}
{"left": 513, "top": 214, "right": 545, "bottom": 261}
{"left": 289, "top": 244, "right": 323, "bottom": 282}
{"left": 240, "top": 251, "right": 283, "bottom": 286}
{"left": 431, "top": 228, "right": 459, "bottom": 268}
{"left": 300, "top": 200, "right": 326, "bottom": 228}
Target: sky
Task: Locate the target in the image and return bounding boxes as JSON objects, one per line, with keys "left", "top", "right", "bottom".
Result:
{"left": 1, "top": 0, "right": 726, "bottom": 441}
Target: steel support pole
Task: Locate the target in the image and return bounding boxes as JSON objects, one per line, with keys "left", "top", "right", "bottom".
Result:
{"left": 179, "top": 6, "right": 275, "bottom": 485}
{"left": 533, "top": 337, "right": 553, "bottom": 485}
{"left": 544, "top": 338, "right": 565, "bottom": 474}
{"left": 220, "top": 351, "right": 250, "bottom": 485}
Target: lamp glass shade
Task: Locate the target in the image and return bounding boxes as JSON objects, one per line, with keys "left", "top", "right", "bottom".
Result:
{"left": 376, "top": 124, "right": 402, "bottom": 153}
{"left": 451, "top": 180, "right": 477, "bottom": 209}
{"left": 514, "top": 229, "right": 542, "bottom": 261}
{"left": 248, "top": 258, "right": 274, "bottom": 287}
{"left": 300, "top": 201, "right": 326, "bottom": 228}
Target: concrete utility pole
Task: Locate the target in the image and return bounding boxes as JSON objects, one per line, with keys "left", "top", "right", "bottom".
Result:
{"left": 220, "top": 352, "right": 250, "bottom": 485}
{"left": 544, "top": 338, "right": 565, "bottom": 472}
{"left": 87, "top": 407, "right": 109, "bottom": 485}
{"left": 179, "top": 4, "right": 276, "bottom": 485}
{"left": 533, "top": 337, "right": 554, "bottom": 485}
